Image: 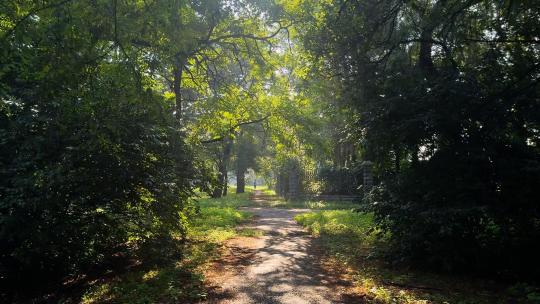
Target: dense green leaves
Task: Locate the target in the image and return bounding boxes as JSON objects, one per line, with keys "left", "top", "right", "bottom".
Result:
{"left": 295, "top": 0, "right": 540, "bottom": 276}
{"left": 0, "top": 0, "right": 197, "bottom": 299}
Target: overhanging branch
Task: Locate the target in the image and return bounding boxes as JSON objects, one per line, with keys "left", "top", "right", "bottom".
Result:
{"left": 200, "top": 114, "right": 271, "bottom": 144}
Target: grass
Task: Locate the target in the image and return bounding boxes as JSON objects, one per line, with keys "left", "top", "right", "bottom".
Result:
{"left": 189, "top": 204, "right": 253, "bottom": 243}
{"left": 193, "top": 191, "right": 252, "bottom": 208}
{"left": 263, "top": 199, "right": 360, "bottom": 210}
{"left": 245, "top": 184, "right": 276, "bottom": 195}
{"left": 237, "top": 227, "right": 265, "bottom": 237}
{"left": 80, "top": 264, "right": 207, "bottom": 304}
{"left": 295, "top": 210, "right": 535, "bottom": 304}
{"left": 81, "top": 192, "right": 257, "bottom": 304}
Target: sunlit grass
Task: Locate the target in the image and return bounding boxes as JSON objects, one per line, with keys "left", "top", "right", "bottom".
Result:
{"left": 261, "top": 199, "right": 360, "bottom": 210}
{"left": 295, "top": 211, "right": 381, "bottom": 262}
{"left": 81, "top": 264, "right": 207, "bottom": 304}
{"left": 189, "top": 205, "right": 253, "bottom": 243}
{"left": 237, "top": 227, "right": 265, "bottom": 237}
{"left": 244, "top": 184, "right": 275, "bottom": 194}
{"left": 193, "top": 191, "right": 252, "bottom": 208}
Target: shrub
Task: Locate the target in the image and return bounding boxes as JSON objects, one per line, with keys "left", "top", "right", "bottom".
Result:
{"left": 0, "top": 18, "right": 195, "bottom": 298}
{"left": 367, "top": 149, "right": 540, "bottom": 277}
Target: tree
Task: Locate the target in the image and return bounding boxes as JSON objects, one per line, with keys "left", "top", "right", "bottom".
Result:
{"left": 234, "top": 126, "right": 263, "bottom": 193}
{"left": 0, "top": 1, "right": 204, "bottom": 298}
{"left": 294, "top": 0, "right": 540, "bottom": 276}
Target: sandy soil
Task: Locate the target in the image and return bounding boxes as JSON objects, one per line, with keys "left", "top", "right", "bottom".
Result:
{"left": 202, "top": 192, "right": 365, "bottom": 304}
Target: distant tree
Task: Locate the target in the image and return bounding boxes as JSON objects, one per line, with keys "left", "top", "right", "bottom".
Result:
{"left": 234, "top": 127, "right": 262, "bottom": 193}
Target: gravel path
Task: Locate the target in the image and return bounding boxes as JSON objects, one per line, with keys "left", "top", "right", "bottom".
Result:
{"left": 203, "top": 193, "right": 363, "bottom": 304}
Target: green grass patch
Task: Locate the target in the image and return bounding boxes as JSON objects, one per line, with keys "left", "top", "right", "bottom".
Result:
{"left": 189, "top": 205, "right": 253, "bottom": 243}
{"left": 244, "top": 184, "right": 275, "bottom": 194}
{"left": 262, "top": 199, "right": 360, "bottom": 210}
{"left": 237, "top": 228, "right": 265, "bottom": 237}
{"left": 193, "top": 191, "right": 253, "bottom": 208}
{"left": 295, "top": 211, "right": 381, "bottom": 262}
{"left": 81, "top": 263, "right": 207, "bottom": 304}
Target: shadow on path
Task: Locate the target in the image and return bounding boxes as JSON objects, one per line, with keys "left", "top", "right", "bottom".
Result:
{"left": 202, "top": 191, "right": 366, "bottom": 304}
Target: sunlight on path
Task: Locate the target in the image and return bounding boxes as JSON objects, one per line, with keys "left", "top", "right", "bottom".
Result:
{"left": 203, "top": 191, "right": 361, "bottom": 304}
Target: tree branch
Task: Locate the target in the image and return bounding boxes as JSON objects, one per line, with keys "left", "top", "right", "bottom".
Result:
{"left": 2, "top": 0, "right": 76, "bottom": 41}
{"left": 201, "top": 114, "right": 271, "bottom": 144}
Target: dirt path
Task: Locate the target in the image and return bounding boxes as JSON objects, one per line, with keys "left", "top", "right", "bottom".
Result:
{"left": 203, "top": 191, "right": 363, "bottom": 304}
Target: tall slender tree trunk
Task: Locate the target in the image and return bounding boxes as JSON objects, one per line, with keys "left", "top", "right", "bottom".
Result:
{"left": 173, "top": 58, "right": 184, "bottom": 120}
{"left": 171, "top": 0, "right": 184, "bottom": 121}
{"left": 235, "top": 130, "right": 246, "bottom": 193}
{"left": 394, "top": 146, "right": 401, "bottom": 173}
{"left": 418, "top": 28, "right": 435, "bottom": 72}
{"left": 212, "top": 138, "right": 233, "bottom": 198}
{"left": 236, "top": 165, "right": 246, "bottom": 193}
{"left": 212, "top": 160, "right": 226, "bottom": 198}
{"left": 223, "top": 170, "right": 228, "bottom": 196}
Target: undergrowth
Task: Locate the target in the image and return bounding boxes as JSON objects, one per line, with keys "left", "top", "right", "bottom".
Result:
{"left": 295, "top": 210, "right": 535, "bottom": 304}
{"left": 80, "top": 192, "right": 254, "bottom": 304}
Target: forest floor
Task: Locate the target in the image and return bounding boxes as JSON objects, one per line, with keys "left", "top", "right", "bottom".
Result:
{"left": 76, "top": 188, "right": 538, "bottom": 304}
{"left": 202, "top": 191, "right": 365, "bottom": 303}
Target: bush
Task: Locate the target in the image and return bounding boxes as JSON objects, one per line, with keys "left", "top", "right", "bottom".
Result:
{"left": 0, "top": 81, "right": 195, "bottom": 297}
{"left": 367, "top": 148, "right": 540, "bottom": 277}
{"left": 0, "top": 13, "right": 195, "bottom": 298}
{"left": 317, "top": 165, "right": 362, "bottom": 194}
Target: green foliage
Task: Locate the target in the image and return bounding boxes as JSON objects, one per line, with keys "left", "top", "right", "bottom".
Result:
{"left": 194, "top": 191, "right": 253, "bottom": 208}
{"left": 295, "top": 209, "right": 529, "bottom": 303}
{"left": 507, "top": 283, "right": 540, "bottom": 303}
{"left": 0, "top": 0, "right": 290, "bottom": 298}
{"left": 295, "top": 211, "right": 379, "bottom": 259}
{"left": 80, "top": 192, "right": 255, "bottom": 304}
{"left": 81, "top": 266, "right": 207, "bottom": 304}
{"left": 190, "top": 207, "right": 252, "bottom": 242}
{"left": 317, "top": 165, "right": 362, "bottom": 194}
{"left": 190, "top": 192, "right": 256, "bottom": 242}
{"left": 262, "top": 199, "right": 359, "bottom": 210}
{"left": 295, "top": 0, "right": 540, "bottom": 277}
{"left": 0, "top": 0, "right": 196, "bottom": 299}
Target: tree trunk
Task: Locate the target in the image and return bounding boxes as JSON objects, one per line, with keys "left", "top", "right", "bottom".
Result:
{"left": 173, "top": 59, "right": 184, "bottom": 120}
{"left": 236, "top": 165, "right": 246, "bottom": 193}
{"left": 394, "top": 146, "right": 401, "bottom": 173}
{"left": 212, "top": 160, "right": 226, "bottom": 198}
{"left": 171, "top": 0, "right": 184, "bottom": 121}
{"left": 418, "top": 28, "right": 435, "bottom": 72}
{"left": 235, "top": 130, "right": 246, "bottom": 193}
{"left": 223, "top": 170, "right": 228, "bottom": 196}
{"left": 212, "top": 138, "right": 233, "bottom": 198}
{"left": 417, "top": 1, "right": 445, "bottom": 76}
